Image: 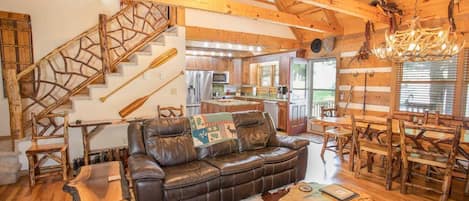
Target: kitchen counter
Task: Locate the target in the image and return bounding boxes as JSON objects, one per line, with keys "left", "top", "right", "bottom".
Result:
{"left": 201, "top": 99, "right": 260, "bottom": 114}
{"left": 235, "top": 95, "right": 289, "bottom": 102}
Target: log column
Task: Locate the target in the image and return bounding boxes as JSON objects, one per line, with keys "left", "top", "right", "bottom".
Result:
{"left": 3, "top": 67, "right": 23, "bottom": 139}
{"left": 98, "top": 14, "right": 111, "bottom": 73}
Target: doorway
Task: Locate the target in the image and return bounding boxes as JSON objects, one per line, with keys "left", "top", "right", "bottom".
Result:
{"left": 309, "top": 58, "right": 337, "bottom": 118}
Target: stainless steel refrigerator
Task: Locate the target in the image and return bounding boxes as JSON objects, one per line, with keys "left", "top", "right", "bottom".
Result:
{"left": 185, "top": 71, "right": 213, "bottom": 116}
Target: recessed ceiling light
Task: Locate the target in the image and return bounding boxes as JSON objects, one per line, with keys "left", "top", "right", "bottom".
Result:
{"left": 256, "top": 46, "right": 262, "bottom": 52}
{"left": 228, "top": 53, "right": 233, "bottom": 57}
{"left": 211, "top": 51, "right": 216, "bottom": 56}
{"left": 248, "top": 46, "right": 254, "bottom": 51}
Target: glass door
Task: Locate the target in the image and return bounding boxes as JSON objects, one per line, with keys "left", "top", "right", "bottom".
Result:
{"left": 310, "top": 58, "right": 337, "bottom": 118}
{"left": 288, "top": 58, "right": 309, "bottom": 134}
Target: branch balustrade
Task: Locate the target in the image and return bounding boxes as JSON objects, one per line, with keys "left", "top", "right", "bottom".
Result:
{"left": 10, "top": 1, "right": 170, "bottom": 138}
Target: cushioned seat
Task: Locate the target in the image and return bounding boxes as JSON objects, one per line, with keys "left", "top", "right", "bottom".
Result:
{"left": 250, "top": 147, "right": 297, "bottom": 164}
{"left": 204, "top": 152, "right": 263, "bottom": 175}
{"left": 163, "top": 161, "right": 220, "bottom": 189}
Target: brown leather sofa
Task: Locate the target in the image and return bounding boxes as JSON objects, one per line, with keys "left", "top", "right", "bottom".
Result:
{"left": 128, "top": 111, "right": 309, "bottom": 201}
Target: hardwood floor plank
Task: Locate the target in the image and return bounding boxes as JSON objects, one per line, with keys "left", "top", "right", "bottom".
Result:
{"left": 0, "top": 139, "right": 467, "bottom": 201}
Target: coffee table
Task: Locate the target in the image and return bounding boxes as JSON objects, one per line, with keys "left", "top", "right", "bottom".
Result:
{"left": 63, "top": 161, "right": 130, "bottom": 201}
{"left": 262, "top": 182, "right": 372, "bottom": 201}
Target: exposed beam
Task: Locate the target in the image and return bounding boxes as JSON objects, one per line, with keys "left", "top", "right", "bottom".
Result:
{"left": 295, "top": 7, "right": 322, "bottom": 16}
{"left": 185, "top": 26, "right": 300, "bottom": 50}
{"left": 322, "top": 9, "right": 343, "bottom": 35}
{"left": 298, "top": 0, "right": 388, "bottom": 24}
{"left": 146, "top": 0, "right": 339, "bottom": 33}
{"left": 275, "top": 0, "right": 305, "bottom": 41}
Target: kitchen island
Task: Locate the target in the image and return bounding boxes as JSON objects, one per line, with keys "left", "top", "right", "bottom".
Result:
{"left": 201, "top": 99, "right": 260, "bottom": 114}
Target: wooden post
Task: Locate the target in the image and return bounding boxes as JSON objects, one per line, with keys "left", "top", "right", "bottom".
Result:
{"left": 3, "top": 67, "right": 24, "bottom": 139}
{"left": 169, "top": 6, "right": 177, "bottom": 26}
{"left": 98, "top": 14, "right": 111, "bottom": 73}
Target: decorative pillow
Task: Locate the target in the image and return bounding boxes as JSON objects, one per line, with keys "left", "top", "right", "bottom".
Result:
{"left": 189, "top": 112, "right": 238, "bottom": 147}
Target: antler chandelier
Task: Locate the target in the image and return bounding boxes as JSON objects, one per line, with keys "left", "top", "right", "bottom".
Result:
{"left": 373, "top": 0, "right": 465, "bottom": 62}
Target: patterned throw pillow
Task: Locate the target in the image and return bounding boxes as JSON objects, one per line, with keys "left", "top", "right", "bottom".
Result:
{"left": 189, "top": 112, "right": 237, "bottom": 147}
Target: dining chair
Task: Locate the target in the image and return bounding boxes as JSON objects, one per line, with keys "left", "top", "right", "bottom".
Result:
{"left": 399, "top": 120, "right": 461, "bottom": 201}
{"left": 26, "top": 112, "right": 69, "bottom": 186}
{"left": 352, "top": 115, "right": 400, "bottom": 190}
{"left": 319, "top": 106, "right": 353, "bottom": 163}
{"left": 157, "top": 105, "right": 184, "bottom": 118}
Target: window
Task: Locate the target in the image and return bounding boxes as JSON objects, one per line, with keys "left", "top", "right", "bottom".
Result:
{"left": 310, "top": 58, "right": 337, "bottom": 117}
{"left": 290, "top": 62, "right": 307, "bottom": 101}
{"left": 397, "top": 56, "right": 458, "bottom": 115}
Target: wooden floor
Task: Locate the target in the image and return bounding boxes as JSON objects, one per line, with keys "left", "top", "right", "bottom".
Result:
{"left": 0, "top": 136, "right": 468, "bottom": 201}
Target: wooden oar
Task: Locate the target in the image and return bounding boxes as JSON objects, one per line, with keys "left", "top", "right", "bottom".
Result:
{"left": 99, "top": 48, "right": 178, "bottom": 102}
{"left": 119, "top": 71, "right": 184, "bottom": 118}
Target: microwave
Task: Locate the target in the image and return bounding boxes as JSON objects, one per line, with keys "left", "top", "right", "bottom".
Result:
{"left": 212, "top": 71, "right": 229, "bottom": 83}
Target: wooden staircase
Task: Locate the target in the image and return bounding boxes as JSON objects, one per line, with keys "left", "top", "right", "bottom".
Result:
{"left": 4, "top": 1, "right": 174, "bottom": 138}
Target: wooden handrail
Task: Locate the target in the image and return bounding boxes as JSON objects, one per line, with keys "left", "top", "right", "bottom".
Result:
{"left": 10, "top": 1, "right": 172, "bottom": 139}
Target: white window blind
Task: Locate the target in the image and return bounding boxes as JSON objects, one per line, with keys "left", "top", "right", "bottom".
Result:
{"left": 398, "top": 55, "right": 458, "bottom": 115}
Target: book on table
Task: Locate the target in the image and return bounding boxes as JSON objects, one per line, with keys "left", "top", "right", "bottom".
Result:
{"left": 319, "top": 184, "right": 358, "bottom": 201}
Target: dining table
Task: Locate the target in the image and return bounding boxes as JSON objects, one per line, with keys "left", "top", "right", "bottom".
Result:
{"left": 310, "top": 115, "right": 469, "bottom": 171}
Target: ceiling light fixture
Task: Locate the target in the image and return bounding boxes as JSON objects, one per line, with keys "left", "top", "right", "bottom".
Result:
{"left": 372, "top": 0, "right": 465, "bottom": 62}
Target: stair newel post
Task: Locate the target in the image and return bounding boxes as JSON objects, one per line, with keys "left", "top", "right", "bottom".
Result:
{"left": 3, "top": 67, "right": 24, "bottom": 139}
{"left": 169, "top": 6, "right": 177, "bottom": 27}
{"left": 98, "top": 14, "right": 111, "bottom": 74}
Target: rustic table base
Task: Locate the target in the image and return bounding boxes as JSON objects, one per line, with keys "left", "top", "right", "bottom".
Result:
{"left": 63, "top": 161, "right": 130, "bottom": 201}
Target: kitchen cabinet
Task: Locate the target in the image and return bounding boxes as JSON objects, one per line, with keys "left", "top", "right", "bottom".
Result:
{"left": 186, "top": 55, "right": 232, "bottom": 71}
{"left": 201, "top": 99, "right": 260, "bottom": 114}
{"left": 277, "top": 101, "right": 287, "bottom": 131}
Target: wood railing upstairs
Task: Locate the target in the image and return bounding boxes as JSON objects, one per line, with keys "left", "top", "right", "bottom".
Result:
{"left": 7, "top": 1, "right": 171, "bottom": 138}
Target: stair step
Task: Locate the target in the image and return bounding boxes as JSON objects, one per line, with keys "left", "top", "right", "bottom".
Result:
{"left": 69, "top": 95, "right": 91, "bottom": 101}
{"left": 134, "top": 51, "right": 152, "bottom": 56}
{"left": 55, "top": 102, "right": 74, "bottom": 113}
{"left": 0, "top": 171, "right": 20, "bottom": 185}
{"left": 0, "top": 162, "right": 21, "bottom": 174}
{"left": 0, "top": 151, "right": 20, "bottom": 164}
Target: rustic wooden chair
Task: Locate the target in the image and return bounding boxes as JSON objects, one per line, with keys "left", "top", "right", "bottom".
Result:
{"left": 352, "top": 115, "right": 400, "bottom": 190}
{"left": 423, "top": 110, "right": 441, "bottom": 125}
{"left": 399, "top": 120, "right": 461, "bottom": 201}
{"left": 319, "top": 106, "right": 353, "bottom": 163}
{"left": 26, "top": 112, "right": 69, "bottom": 186}
{"left": 157, "top": 105, "right": 184, "bottom": 118}
{"left": 320, "top": 106, "right": 338, "bottom": 118}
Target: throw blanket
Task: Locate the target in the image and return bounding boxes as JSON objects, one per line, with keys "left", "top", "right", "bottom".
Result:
{"left": 189, "top": 112, "right": 237, "bottom": 147}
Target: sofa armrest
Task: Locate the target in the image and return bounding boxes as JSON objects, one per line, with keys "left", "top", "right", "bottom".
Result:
{"left": 269, "top": 135, "right": 309, "bottom": 150}
{"left": 128, "top": 154, "right": 165, "bottom": 180}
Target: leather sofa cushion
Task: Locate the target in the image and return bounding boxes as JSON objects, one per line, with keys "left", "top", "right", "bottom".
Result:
{"left": 196, "top": 139, "right": 238, "bottom": 159}
{"left": 250, "top": 147, "right": 297, "bottom": 164}
{"left": 204, "top": 152, "right": 263, "bottom": 175}
{"left": 143, "top": 118, "right": 197, "bottom": 166}
{"left": 232, "top": 111, "right": 271, "bottom": 152}
{"left": 163, "top": 161, "right": 220, "bottom": 189}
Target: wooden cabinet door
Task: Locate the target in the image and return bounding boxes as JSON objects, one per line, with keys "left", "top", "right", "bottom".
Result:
{"left": 0, "top": 11, "right": 34, "bottom": 97}
{"left": 277, "top": 102, "right": 287, "bottom": 131}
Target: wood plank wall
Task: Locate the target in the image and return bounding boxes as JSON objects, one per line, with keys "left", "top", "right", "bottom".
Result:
{"left": 304, "top": 15, "right": 469, "bottom": 121}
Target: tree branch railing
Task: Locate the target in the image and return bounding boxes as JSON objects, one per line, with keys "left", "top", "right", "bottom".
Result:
{"left": 10, "top": 1, "right": 170, "bottom": 138}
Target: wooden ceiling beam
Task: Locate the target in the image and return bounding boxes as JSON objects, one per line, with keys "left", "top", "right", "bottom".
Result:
{"left": 295, "top": 7, "right": 322, "bottom": 16}
{"left": 321, "top": 9, "right": 343, "bottom": 35}
{"left": 146, "top": 0, "right": 339, "bottom": 34}
{"left": 298, "top": 0, "right": 388, "bottom": 24}
{"left": 275, "top": 0, "right": 306, "bottom": 41}
{"left": 185, "top": 26, "right": 300, "bottom": 50}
